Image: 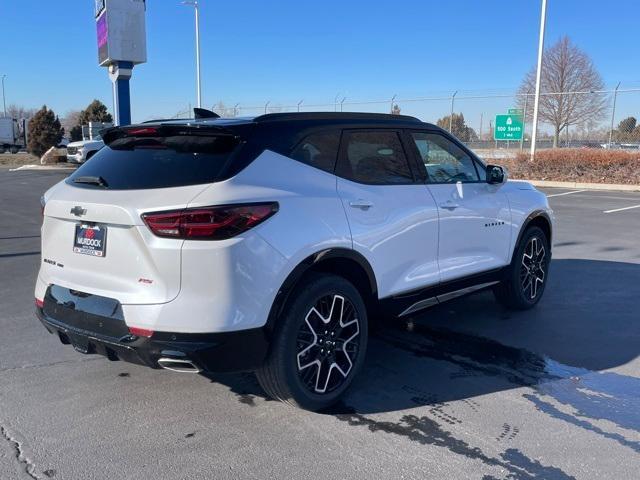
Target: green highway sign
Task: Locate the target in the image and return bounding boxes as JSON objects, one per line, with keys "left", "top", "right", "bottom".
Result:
{"left": 494, "top": 114, "right": 523, "bottom": 140}
{"left": 508, "top": 108, "right": 524, "bottom": 115}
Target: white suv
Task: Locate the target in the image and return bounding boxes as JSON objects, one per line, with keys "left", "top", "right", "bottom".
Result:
{"left": 36, "top": 112, "right": 553, "bottom": 410}
{"left": 66, "top": 136, "right": 104, "bottom": 164}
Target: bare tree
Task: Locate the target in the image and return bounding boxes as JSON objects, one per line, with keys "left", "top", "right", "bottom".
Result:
{"left": 7, "top": 104, "right": 37, "bottom": 121}
{"left": 517, "top": 37, "right": 608, "bottom": 147}
{"left": 212, "top": 101, "right": 239, "bottom": 117}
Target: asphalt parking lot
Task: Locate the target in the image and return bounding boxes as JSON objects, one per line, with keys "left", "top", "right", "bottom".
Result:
{"left": 1, "top": 168, "right": 639, "bottom": 480}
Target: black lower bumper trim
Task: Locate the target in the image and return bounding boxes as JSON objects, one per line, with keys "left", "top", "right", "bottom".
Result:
{"left": 37, "top": 308, "right": 269, "bottom": 373}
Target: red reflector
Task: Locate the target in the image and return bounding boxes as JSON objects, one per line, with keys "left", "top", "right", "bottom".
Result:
{"left": 142, "top": 202, "right": 278, "bottom": 240}
{"left": 35, "top": 298, "right": 44, "bottom": 308}
{"left": 129, "top": 326, "right": 154, "bottom": 337}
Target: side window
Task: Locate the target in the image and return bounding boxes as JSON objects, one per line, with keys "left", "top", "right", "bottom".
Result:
{"left": 338, "top": 130, "right": 413, "bottom": 185}
{"left": 290, "top": 131, "right": 340, "bottom": 173}
{"left": 411, "top": 132, "right": 480, "bottom": 183}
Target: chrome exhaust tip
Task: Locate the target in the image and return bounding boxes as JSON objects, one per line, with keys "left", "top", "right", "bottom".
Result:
{"left": 157, "top": 357, "right": 202, "bottom": 373}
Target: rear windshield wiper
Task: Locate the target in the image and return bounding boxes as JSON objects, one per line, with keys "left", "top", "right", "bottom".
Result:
{"left": 73, "top": 176, "right": 109, "bottom": 187}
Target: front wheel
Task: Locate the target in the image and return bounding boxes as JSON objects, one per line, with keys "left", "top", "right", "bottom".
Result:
{"left": 256, "top": 273, "right": 368, "bottom": 411}
{"left": 494, "top": 226, "right": 550, "bottom": 310}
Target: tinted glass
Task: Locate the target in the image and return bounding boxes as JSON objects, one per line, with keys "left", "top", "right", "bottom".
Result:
{"left": 290, "top": 131, "right": 340, "bottom": 173}
{"left": 411, "top": 132, "right": 480, "bottom": 183}
{"left": 67, "top": 135, "right": 239, "bottom": 190}
{"left": 339, "top": 131, "right": 413, "bottom": 184}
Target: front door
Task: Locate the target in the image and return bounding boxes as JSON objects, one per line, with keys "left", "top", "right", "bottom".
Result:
{"left": 407, "top": 131, "right": 511, "bottom": 283}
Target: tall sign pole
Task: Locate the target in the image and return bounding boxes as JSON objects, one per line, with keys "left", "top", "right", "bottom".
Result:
{"left": 182, "top": 1, "right": 202, "bottom": 108}
{"left": 96, "top": 0, "right": 147, "bottom": 126}
{"left": 529, "top": 0, "right": 547, "bottom": 161}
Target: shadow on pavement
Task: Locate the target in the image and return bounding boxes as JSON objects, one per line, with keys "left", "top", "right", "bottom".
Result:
{"left": 204, "top": 258, "right": 640, "bottom": 458}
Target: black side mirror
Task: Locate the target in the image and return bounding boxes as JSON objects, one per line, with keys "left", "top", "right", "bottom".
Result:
{"left": 486, "top": 164, "right": 506, "bottom": 185}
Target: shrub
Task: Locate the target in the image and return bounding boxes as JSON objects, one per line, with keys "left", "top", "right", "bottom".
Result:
{"left": 27, "top": 106, "right": 64, "bottom": 157}
{"left": 499, "top": 149, "right": 640, "bottom": 185}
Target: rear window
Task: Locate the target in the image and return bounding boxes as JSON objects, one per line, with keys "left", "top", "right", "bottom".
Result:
{"left": 67, "top": 134, "right": 240, "bottom": 190}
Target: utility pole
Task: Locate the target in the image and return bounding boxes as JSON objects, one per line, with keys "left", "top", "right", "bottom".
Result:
{"left": 1, "top": 75, "right": 6, "bottom": 117}
{"left": 449, "top": 91, "right": 458, "bottom": 133}
{"left": 297, "top": 99, "right": 304, "bottom": 112}
{"left": 608, "top": 81, "right": 621, "bottom": 148}
{"left": 182, "top": 1, "right": 202, "bottom": 108}
{"left": 530, "top": 0, "right": 547, "bottom": 161}
{"left": 479, "top": 113, "right": 483, "bottom": 140}
{"left": 340, "top": 97, "right": 346, "bottom": 112}
{"left": 390, "top": 94, "right": 397, "bottom": 114}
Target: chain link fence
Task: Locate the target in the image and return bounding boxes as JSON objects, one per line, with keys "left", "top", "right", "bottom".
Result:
{"left": 174, "top": 83, "right": 640, "bottom": 153}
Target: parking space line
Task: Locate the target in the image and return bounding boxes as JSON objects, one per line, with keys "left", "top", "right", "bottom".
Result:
{"left": 603, "top": 204, "right": 640, "bottom": 214}
{"left": 546, "top": 190, "right": 587, "bottom": 198}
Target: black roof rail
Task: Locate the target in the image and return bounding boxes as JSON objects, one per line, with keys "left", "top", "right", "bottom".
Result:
{"left": 253, "top": 112, "right": 421, "bottom": 123}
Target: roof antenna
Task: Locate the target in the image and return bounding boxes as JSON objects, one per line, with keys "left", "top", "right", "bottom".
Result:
{"left": 194, "top": 108, "right": 220, "bottom": 119}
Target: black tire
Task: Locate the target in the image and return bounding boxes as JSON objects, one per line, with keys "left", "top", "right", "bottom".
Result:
{"left": 494, "top": 226, "right": 550, "bottom": 310}
{"left": 10, "top": 147, "right": 19, "bottom": 154}
{"left": 256, "top": 272, "right": 368, "bottom": 411}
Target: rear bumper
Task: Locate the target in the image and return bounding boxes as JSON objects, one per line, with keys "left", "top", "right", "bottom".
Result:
{"left": 36, "top": 306, "right": 269, "bottom": 373}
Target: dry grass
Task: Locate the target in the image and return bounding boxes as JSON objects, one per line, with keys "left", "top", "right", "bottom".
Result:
{"left": 0, "top": 152, "right": 40, "bottom": 167}
{"left": 498, "top": 149, "right": 640, "bottom": 185}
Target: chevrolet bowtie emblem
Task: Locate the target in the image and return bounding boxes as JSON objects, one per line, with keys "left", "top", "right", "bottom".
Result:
{"left": 70, "top": 206, "right": 87, "bottom": 217}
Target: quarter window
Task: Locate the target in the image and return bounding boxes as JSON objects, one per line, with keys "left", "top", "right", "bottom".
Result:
{"left": 290, "top": 131, "right": 341, "bottom": 173}
{"left": 338, "top": 130, "right": 413, "bottom": 185}
{"left": 411, "top": 132, "right": 480, "bottom": 183}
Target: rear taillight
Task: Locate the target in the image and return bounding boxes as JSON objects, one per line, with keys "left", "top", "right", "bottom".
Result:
{"left": 141, "top": 202, "right": 278, "bottom": 240}
{"left": 35, "top": 298, "right": 44, "bottom": 309}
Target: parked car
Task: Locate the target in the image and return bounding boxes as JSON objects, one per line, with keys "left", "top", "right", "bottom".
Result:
{"left": 36, "top": 112, "right": 553, "bottom": 410}
{"left": 66, "top": 136, "right": 104, "bottom": 163}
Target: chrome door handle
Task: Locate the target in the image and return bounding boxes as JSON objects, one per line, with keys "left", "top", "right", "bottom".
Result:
{"left": 439, "top": 201, "right": 460, "bottom": 210}
{"left": 349, "top": 200, "right": 373, "bottom": 210}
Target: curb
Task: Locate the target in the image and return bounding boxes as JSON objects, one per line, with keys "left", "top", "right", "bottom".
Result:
{"left": 8, "top": 164, "right": 76, "bottom": 172}
{"left": 522, "top": 179, "right": 640, "bottom": 192}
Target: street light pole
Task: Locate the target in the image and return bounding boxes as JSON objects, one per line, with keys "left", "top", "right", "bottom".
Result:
{"left": 1, "top": 75, "right": 6, "bottom": 117}
{"left": 297, "top": 99, "right": 304, "bottom": 112}
{"left": 449, "top": 91, "right": 458, "bottom": 132}
{"left": 608, "top": 81, "right": 621, "bottom": 148}
{"left": 182, "top": 1, "right": 202, "bottom": 108}
{"left": 530, "top": 0, "right": 547, "bottom": 161}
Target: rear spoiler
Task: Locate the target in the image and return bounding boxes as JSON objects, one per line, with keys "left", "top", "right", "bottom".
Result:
{"left": 100, "top": 124, "right": 236, "bottom": 146}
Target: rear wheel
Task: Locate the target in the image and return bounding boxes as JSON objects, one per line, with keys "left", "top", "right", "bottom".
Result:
{"left": 256, "top": 273, "right": 368, "bottom": 411}
{"left": 494, "top": 226, "right": 550, "bottom": 310}
{"left": 9, "top": 146, "right": 19, "bottom": 154}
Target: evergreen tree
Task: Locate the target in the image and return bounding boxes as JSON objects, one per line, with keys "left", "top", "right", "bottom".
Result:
{"left": 27, "top": 106, "right": 64, "bottom": 157}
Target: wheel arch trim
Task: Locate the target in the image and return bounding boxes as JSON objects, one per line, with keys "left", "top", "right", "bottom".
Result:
{"left": 264, "top": 248, "right": 377, "bottom": 335}
{"left": 512, "top": 209, "right": 553, "bottom": 262}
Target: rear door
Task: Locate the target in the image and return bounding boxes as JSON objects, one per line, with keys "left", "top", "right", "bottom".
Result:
{"left": 336, "top": 129, "right": 440, "bottom": 298}
{"left": 40, "top": 127, "right": 240, "bottom": 305}
{"left": 407, "top": 131, "right": 511, "bottom": 282}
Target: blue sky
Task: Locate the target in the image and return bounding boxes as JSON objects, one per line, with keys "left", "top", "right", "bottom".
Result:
{"left": 1, "top": 0, "right": 639, "bottom": 130}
